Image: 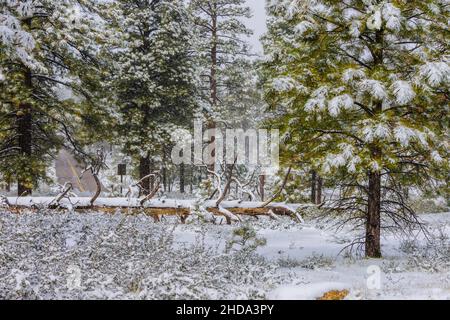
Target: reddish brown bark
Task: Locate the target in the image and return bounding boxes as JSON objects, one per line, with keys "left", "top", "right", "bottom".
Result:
{"left": 366, "top": 170, "right": 382, "bottom": 258}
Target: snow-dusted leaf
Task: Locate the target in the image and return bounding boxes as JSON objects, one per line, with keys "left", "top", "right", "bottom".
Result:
{"left": 328, "top": 94, "right": 354, "bottom": 116}
{"left": 394, "top": 126, "right": 417, "bottom": 147}
{"left": 367, "top": 9, "right": 382, "bottom": 31}
{"left": 382, "top": 3, "right": 402, "bottom": 32}
{"left": 360, "top": 80, "right": 387, "bottom": 101}
{"left": 419, "top": 62, "right": 450, "bottom": 87}
{"left": 391, "top": 81, "right": 415, "bottom": 105}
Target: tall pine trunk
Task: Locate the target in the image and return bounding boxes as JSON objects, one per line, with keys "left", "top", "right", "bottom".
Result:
{"left": 139, "top": 156, "right": 150, "bottom": 196}
{"left": 17, "top": 69, "right": 33, "bottom": 196}
{"left": 363, "top": 28, "right": 384, "bottom": 258}
{"left": 365, "top": 104, "right": 383, "bottom": 258}
{"left": 180, "top": 163, "right": 185, "bottom": 193}
{"left": 259, "top": 174, "right": 265, "bottom": 201}
{"left": 162, "top": 166, "right": 167, "bottom": 192}
{"left": 366, "top": 170, "right": 382, "bottom": 258}
{"left": 206, "top": 3, "right": 218, "bottom": 173}
{"left": 17, "top": 104, "right": 32, "bottom": 196}
{"left": 316, "top": 176, "right": 323, "bottom": 205}
{"left": 311, "top": 171, "right": 317, "bottom": 204}
{"left": 189, "top": 165, "right": 193, "bottom": 194}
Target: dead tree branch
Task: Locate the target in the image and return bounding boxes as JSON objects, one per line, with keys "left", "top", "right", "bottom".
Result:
{"left": 49, "top": 183, "right": 73, "bottom": 209}
{"left": 261, "top": 167, "right": 292, "bottom": 208}
{"left": 140, "top": 172, "right": 162, "bottom": 206}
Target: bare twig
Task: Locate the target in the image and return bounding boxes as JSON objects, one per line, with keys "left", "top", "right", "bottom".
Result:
{"left": 261, "top": 167, "right": 292, "bottom": 208}
{"left": 140, "top": 172, "right": 163, "bottom": 206}
{"left": 49, "top": 183, "right": 73, "bottom": 209}
{"left": 216, "top": 157, "right": 237, "bottom": 207}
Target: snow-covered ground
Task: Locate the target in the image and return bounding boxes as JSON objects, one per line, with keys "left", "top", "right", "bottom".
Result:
{"left": 0, "top": 207, "right": 448, "bottom": 300}
{"left": 263, "top": 213, "right": 450, "bottom": 300}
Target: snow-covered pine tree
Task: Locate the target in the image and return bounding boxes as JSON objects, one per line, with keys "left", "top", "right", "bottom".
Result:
{"left": 263, "top": 0, "right": 449, "bottom": 257}
{"left": 100, "top": 0, "right": 197, "bottom": 194}
{"left": 0, "top": 0, "right": 108, "bottom": 195}
{"left": 189, "top": 0, "right": 256, "bottom": 174}
{"left": 190, "top": 0, "right": 253, "bottom": 115}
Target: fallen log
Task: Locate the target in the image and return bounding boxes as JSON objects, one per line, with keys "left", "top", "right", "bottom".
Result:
{"left": 2, "top": 197, "right": 307, "bottom": 224}
{"left": 206, "top": 206, "right": 293, "bottom": 217}
{"left": 2, "top": 206, "right": 296, "bottom": 224}
{"left": 2, "top": 206, "right": 297, "bottom": 224}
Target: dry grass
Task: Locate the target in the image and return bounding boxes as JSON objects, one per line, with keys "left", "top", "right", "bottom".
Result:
{"left": 317, "top": 290, "right": 349, "bottom": 300}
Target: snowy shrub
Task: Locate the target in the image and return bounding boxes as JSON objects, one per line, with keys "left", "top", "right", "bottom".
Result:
{"left": 276, "top": 256, "right": 304, "bottom": 269}
{"left": 225, "top": 224, "right": 267, "bottom": 254}
{"left": 398, "top": 239, "right": 418, "bottom": 255}
{"left": 278, "top": 254, "right": 334, "bottom": 270}
{"left": 0, "top": 210, "right": 289, "bottom": 300}
{"left": 399, "top": 229, "right": 450, "bottom": 273}
{"left": 409, "top": 197, "right": 449, "bottom": 214}
{"left": 243, "top": 216, "right": 300, "bottom": 231}
{"left": 299, "top": 254, "right": 334, "bottom": 270}
{"left": 301, "top": 206, "right": 325, "bottom": 219}
{"left": 381, "top": 260, "right": 405, "bottom": 274}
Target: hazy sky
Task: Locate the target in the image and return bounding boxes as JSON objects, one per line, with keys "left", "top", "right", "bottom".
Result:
{"left": 246, "top": 0, "right": 267, "bottom": 55}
